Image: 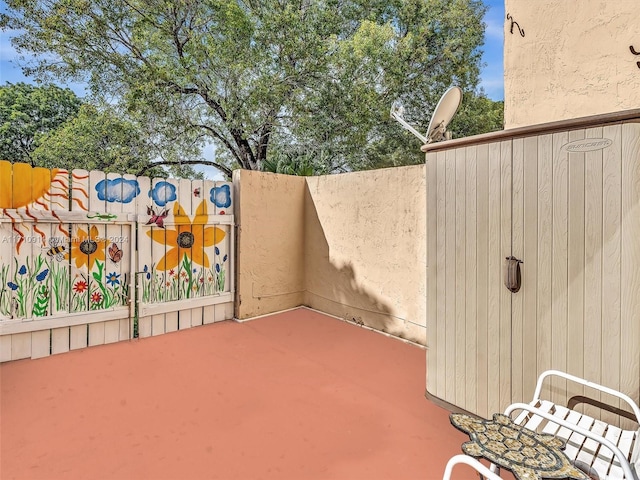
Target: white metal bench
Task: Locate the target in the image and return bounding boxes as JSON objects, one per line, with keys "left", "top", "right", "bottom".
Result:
{"left": 504, "top": 370, "right": 640, "bottom": 480}
{"left": 442, "top": 454, "right": 502, "bottom": 480}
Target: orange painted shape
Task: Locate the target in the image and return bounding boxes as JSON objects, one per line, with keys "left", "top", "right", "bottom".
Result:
{"left": 12, "top": 162, "right": 33, "bottom": 208}
{"left": 70, "top": 226, "right": 107, "bottom": 270}
{"left": 147, "top": 201, "right": 226, "bottom": 270}
{"left": 0, "top": 160, "right": 13, "bottom": 208}
{"left": 2, "top": 162, "right": 60, "bottom": 209}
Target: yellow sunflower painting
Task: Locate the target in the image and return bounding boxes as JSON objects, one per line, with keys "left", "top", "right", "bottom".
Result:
{"left": 147, "top": 200, "right": 226, "bottom": 271}
{"left": 70, "top": 225, "right": 107, "bottom": 270}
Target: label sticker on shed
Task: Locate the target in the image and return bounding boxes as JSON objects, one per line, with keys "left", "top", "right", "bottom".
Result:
{"left": 562, "top": 138, "right": 612, "bottom": 152}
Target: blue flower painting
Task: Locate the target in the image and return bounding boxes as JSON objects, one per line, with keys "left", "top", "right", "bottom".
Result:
{"left": 95, "top": 178, "right": 140, "bottom": 203}
{"left": 106, "top": 272, "right": 121, "bottom": 287}
{"left": 210, "top": 185, "right": 231, "bottom": 209}
{"left": 150, "top": 181, "right": 177, "bottom": 207}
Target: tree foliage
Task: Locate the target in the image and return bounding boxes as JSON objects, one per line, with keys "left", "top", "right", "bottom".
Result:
{"left": 1, "top": 0, "right": 492, "bottom": 174}
{"left": 31, "top": 104, "right": 160, "bottom": 175}
{"left": 261, "top": 146, "right": 333, "bottom": 176}
{"left": 31, "top": 102, "right": 204, "bottom": 178}
{"left": 449, "top": 92, "right": 503, "bottom": 139}
{"left": 0, "top": 82, "right": 203, "bottom": 178}
{"left": 0, "top": 82, "right": 81, "bottom": 163}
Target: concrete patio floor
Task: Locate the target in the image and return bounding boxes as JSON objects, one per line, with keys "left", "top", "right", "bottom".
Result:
{"left": 1, "top": 308, "right": 473, "bottom": 479}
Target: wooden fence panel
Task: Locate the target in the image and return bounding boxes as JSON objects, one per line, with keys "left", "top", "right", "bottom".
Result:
{"left": 138, "top": 176, "right": 234, "bottom": 328}
{"left": 202, "top": 179, "right": 217, "bottom": 324}
{"left": 1, "top": 162, "right": 235, "bottom": 362}
{"left": 136, "top": 175, "right": 154, "bottom": 338}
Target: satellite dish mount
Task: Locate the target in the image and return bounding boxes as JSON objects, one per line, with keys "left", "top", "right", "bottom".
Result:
{"left": 390, "top": 86, "right": 463, "bottom": 144}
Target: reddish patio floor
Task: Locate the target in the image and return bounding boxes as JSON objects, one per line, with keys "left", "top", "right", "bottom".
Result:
{"left": 1, "top": 308, "right": 471, "bottom": 480}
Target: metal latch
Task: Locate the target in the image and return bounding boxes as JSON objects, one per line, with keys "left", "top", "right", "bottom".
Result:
{"left": 504, "top": 256, "right": 523, "bottom": 293}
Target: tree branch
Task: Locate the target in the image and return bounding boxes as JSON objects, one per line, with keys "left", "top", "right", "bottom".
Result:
{"left": 191, "top": 123, "right": 244, "bottom": 168}
{"left": 140, "top": 160, "right": 232, "bottom": 178}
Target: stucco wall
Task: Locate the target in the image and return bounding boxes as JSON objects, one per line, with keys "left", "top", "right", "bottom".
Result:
{"left": 504, "top": 0, "right": 640, "bottom": 128}
{"left": 304, "top": 167, "right": 426, "bottom": 344}
{"left": 233, "top": 170, "right": 306, "bottom": 318}
{"left": 234, "top": 166, "right": 427, "bottom": 344}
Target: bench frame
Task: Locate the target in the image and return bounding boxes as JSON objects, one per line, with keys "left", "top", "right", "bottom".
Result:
{"left": 504, "top": 370, "right": 640, "bottom": 480}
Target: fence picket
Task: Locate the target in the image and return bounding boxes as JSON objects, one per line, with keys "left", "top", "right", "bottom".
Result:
{"left": 0, "top": 161, "right": 13, "bottom": 322}
{"left": 50, "top": 168, "right": 71, "bottom": 355}
{"left": 30, "top": 167, "right": 54, "bottom": 358}
{"left": 135, "top": 175, "right": 154, "bottom": 337}
{"left": 202, "top": 179, "right": 217, "bottom": 324}
{"left": 176, "top": 177, "right": 192, "bottom": 329}
{"left": 87, "top": 170, "right": 110, "bottom": 346}
{"left": 147, "top": 177, "right": 168, "bottom": 335}
{"left": 214, "top": 181, "right": 232, "bottom": 296}
{"left": 49, "top": 168, "right": 71, "bottom": 317}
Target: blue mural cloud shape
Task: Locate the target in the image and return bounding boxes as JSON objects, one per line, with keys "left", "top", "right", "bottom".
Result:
{"left": 150, "top": 181, "right": 177, "bottom": 207}
{"left": 95, "top": 178, "right": 140, "bottom": 204}
{"left": 210, "top": 185, "right": 231, "bottom": 209}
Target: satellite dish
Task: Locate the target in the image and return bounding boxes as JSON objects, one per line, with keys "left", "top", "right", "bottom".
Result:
{"left": 426, "top": 86, "right": 462, "bottom": 143}
{"left": 390, "top": 86, "right": 463, "bottom": 145}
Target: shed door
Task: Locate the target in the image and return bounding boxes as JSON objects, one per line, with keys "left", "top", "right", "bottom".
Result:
{"left": 513, "top": 124, "right": 640, "bottom": 428}
{"left": 426, "top": 140, "right": 513, "bottom": 417}
{"left": 426, "top": 122, "right": 640, "bottom": 426}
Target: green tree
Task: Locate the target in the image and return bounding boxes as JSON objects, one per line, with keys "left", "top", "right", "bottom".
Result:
{"left": 32, "top": 104, "right": 155, "bottom": 174}
{"left": 2, "top": 0, "right": 489, "bottom": 174}
{"left": 261, "top": 146, "right": 333, "bottom": 176}
{"left": 0, "top": 82, "right": 81, "bottom": 164}
{"left": 32, "top": 104, "right": 203, "bottom": 178}
{"left": 449, "top": 92, "right": 504, "bottom": 139}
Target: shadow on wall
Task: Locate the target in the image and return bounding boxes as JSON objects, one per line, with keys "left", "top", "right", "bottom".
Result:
{"left": 303, "top": 184, "right": 404, "bottom": 341}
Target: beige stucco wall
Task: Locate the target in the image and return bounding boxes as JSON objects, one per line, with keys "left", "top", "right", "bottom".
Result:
{"left": 304, "top": 167, "right": 426, "bottom": 344}
{"left": 234, "top": 166, "right": 427, "bottom": 344}
{"left": 504, "top": 0, "right": 640, "bottom": 128}
{"left": 233, "top": 170, "right": 306, "bottom": 318}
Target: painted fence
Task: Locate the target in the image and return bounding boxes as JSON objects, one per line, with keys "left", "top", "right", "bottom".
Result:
{"left": 0, "top": 161, "right": 234, "bottom": 362}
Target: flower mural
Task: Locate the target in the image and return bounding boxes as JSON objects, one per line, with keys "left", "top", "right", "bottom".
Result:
{"left": 150, "top": 181, "right": 177, "bottom": 207}
{"left": 146, "top": 200, "right": 225, "bottom": 271}
{"left": 210, "top": 184, "right": 231, "bottom": 209}
{"left": 0, "top": 162, "right": 231, "bottom": 323}
{"left": 71, "top": 226, "right": 107, "bottom": 270}
{"left": 36, "top": 269, "right": 49, "bottom": 282}
{"left": 1, "top": 256, "right": 56, "bottom": 317}
{"left": 106, "top": 272, "right": 121, "bottom": 287}
{"left": 73, "top": 280, "right": 88, "bottom": 293}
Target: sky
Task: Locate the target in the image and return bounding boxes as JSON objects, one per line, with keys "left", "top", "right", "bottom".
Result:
{"left": 479, "top": 0, "right": 505, "bottom": 101}
{"left": 0, "top": 0, "right": 505, "bottom": 177}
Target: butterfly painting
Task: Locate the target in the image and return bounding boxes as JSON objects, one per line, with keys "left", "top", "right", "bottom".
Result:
{"left": 108, "top": 242, "right": 123, "bottom": 263}
{"left": 146, "top": 206, "right": 169, "bottom": 228}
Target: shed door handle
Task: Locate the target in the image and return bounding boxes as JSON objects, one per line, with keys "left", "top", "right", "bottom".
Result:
{"left": 504, "top": 256, "right": 523, "bottom": 293}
